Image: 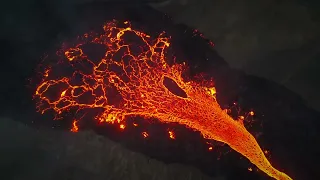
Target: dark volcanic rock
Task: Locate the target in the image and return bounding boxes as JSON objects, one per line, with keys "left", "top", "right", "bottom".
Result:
{"left": 0, "top": 2, "right": 319, "bottom": 180}
{"left": 0, "top": 118, "right": 220, "bottom": 180}
{"left": 152, "top": 0, "right": 320, "bottom": 111}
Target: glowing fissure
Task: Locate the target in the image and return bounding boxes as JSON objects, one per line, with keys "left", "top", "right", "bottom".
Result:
{"left": 34, "top": 20, "right": 292, "bottom": 180}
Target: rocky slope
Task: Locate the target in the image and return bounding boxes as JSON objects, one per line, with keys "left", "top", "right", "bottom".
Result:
{"left": 0, "top": 117, "right": 223, "bottom": 180}
{"left": 0, "top": 2, "right": 319, "bottom": 180}
{"left": 151, "top": 0, "right": 320, "bottom": 111}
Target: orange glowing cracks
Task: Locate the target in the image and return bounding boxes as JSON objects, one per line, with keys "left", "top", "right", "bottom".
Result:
{"left": 33, "top": 20, "right": 292, "bottom": 180}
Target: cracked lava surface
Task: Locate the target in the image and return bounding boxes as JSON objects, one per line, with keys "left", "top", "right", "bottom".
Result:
{"left": 33, "top": 20, "right": 292, "bottom": 180}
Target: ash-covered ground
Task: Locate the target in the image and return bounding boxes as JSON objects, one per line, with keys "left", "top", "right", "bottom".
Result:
{"left": 0, "top": 1, "right": 320, "bottom": 180}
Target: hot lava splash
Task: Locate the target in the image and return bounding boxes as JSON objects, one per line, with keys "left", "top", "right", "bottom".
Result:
{"left": 33, "top": 20, "right": 292, "bottom": 180}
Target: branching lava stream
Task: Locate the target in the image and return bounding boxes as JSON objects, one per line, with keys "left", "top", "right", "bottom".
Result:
{"left": 34, "top": 20, "right": 292, "bottom": 180}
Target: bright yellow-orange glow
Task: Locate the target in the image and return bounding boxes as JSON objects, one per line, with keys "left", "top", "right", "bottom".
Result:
{"left": 60, "top": 90, "right": 67, "bottom": 97}
{"left": 120, "top": 124, "right": 125, "bottom": 130}
{"left": 71, "top": 120, "right": 79, "bottom": 132}
{"left": 34, "top": 20, "right": 292, "bottom": 180}
{"left": 208, "top": 146, "right": 213, "bottom": 151}
{"left": 168, "top": 131, "right": 175, "bottom": 139}
{"left": 142, "top": 131, "right": 149, "bottom": 138}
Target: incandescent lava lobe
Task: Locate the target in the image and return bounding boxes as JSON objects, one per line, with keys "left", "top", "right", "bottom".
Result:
{"left": 33, "top": 20, "right": 292, "bottom": 180}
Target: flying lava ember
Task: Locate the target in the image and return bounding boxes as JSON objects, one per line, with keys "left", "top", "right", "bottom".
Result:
{"left": 33, "top": 20, "right": 292, "bottom": 180}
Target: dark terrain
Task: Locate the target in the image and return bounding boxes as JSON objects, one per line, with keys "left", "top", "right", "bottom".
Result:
{"left": 0, "top": 1, "right": 320, "bottom": 180}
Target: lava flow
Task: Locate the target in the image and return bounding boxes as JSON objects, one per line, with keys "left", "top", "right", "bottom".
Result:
{"left": 34, "top": 20, "right": 292, "bottom": 180}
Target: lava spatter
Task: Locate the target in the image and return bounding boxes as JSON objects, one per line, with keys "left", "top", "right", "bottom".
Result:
{"left": 33, "top": 20, "right": 292, "bottom": 180}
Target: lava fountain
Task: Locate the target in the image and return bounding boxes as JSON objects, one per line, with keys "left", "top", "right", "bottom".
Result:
{"left": 33, "top": 20, "right": 292, "bottom": 180}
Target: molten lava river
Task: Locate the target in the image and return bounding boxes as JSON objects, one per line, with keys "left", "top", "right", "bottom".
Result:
{"left": 33, "top": 20, "right": 292, "bottom": 180}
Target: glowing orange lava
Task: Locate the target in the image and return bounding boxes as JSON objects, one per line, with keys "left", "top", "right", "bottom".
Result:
{"left": 71, "top": 120, "right": 79, "bottom": 132}
{"left": 168, "top": 131, "right": 175, "bottom": 139}
{"left": 34, "top": 20, "right": 292, "bottom": 180}
{"left": 142, "top": 131, "right": 149, "bottom": 138}
{"left": 119, "top": 124, "right": 126, "bottom": 130}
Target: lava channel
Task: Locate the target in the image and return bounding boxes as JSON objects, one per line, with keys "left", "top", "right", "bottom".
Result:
{"left": 33, "top": 20, "right": 292, "bottom": 180}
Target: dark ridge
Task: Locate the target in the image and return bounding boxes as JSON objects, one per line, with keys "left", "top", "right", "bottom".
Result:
{"left": 0, "top": 2, "right": 319, "bottom": 180}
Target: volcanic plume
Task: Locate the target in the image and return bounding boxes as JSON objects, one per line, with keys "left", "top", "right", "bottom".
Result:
{"left": 33, "top": 20, "right": 292, "bottom": 180}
